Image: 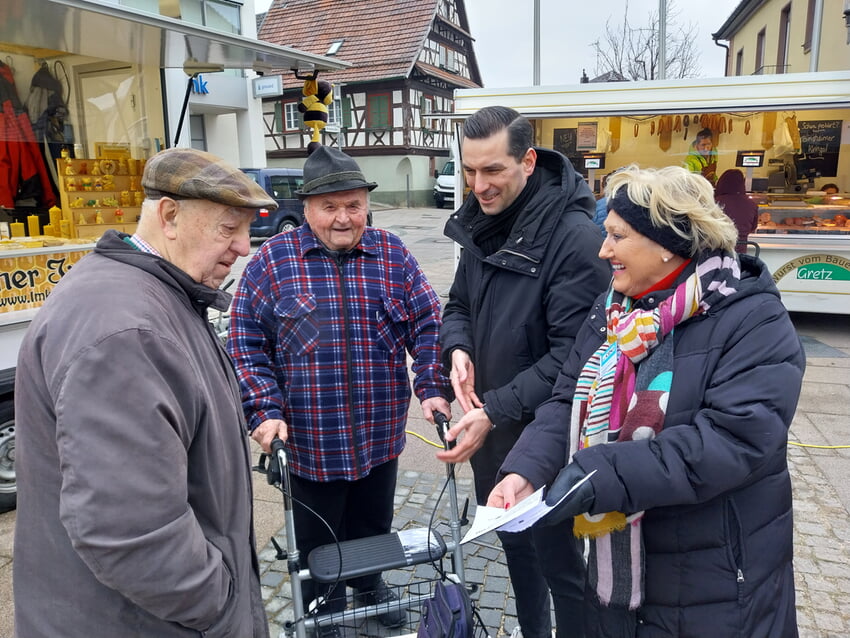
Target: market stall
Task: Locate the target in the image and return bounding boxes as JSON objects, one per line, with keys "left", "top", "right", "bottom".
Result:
{"left": 0, "top": 0, "right": 350, "bottom": 513}
{"left": 453, "top": 72, "right": 850, "bottom": 314}
{"left": 0, "top": 0, "right": 347, "bottom": 241}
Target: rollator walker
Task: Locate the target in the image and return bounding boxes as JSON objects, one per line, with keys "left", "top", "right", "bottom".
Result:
{"left": 257, "top": 411, "right": 487, "bottom": 638}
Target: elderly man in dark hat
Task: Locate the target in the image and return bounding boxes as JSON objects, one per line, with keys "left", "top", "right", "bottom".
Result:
{"left": 227, "top": 146, "right": 452, "bottom": 636}
{"left": 14, "top": 148, "right": 275, "bottom": 637}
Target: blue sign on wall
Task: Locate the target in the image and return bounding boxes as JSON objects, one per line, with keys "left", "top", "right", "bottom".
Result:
{"left": 191, "top": 75, "right": 209, "bottom": 95}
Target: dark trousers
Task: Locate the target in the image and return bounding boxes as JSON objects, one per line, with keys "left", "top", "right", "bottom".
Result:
{"left": 289, "top": 458, "right": 398, "bottom": 613}
{"left": 472, "top": 433, "right": 586, "bottom": 638}
{"left": 497, "top": 521, "right": 586, "bottom": 638}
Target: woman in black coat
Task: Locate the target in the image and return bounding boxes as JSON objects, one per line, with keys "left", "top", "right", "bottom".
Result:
{"left": 489, "top": 164, "right": 805, "bottom": 638}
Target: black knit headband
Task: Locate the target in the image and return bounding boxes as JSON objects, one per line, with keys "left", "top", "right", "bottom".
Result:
{"left": 608, "top": 189, "right": 693, "bottom": 257}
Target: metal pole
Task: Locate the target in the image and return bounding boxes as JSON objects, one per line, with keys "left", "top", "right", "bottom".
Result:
{"left": 434, "top": 412, "right": 465, "bottom": 585}
{"left": 533, "top": 0, "right": 540, "bottom": 85}
{"left": 173, "top": 75, "right": 195, "bottom": 147}
{"left": 658, "top": 0, "right": 667, "bottom": 79}
{"left": 273, "top": 443, "right": 307, "bottom": 638}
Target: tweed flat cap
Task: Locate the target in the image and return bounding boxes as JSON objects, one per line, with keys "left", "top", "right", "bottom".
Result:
{"left": 295, "top": 146, "right": 377, "bottom": 199}
{"left": 142, "top": 148, "right": 277, "bottom": 210}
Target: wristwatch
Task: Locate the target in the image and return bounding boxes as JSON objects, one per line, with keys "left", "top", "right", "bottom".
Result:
{"left": 481, "top": 403, "right": 496, "bottom": 431}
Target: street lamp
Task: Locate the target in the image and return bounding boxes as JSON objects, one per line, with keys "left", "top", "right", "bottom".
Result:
{"left": 658, "top": 0, "right": 667, "bottom": 79}
{"left": 533, "top": 0, "right": 540, "bottom": 85}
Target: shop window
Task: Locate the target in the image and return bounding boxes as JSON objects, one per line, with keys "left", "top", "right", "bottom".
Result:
{"left": 189, "top": 114, "right": 207, "bottom": 151}
{"left": 76, "top": 64, "right": 145, "bottom": 158}
{"left": 367, "top": 94, "right": 391, "bottom": 129}
{"left": 120, "top": 0, "right": 160, "bottom": 12}
{"left": 202, "top": 0, "right": 241, "bottom": 35}
{"left": 133, "top": 0, "right": 241, "bottom": 34}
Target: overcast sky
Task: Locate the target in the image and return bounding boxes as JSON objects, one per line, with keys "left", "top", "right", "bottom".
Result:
{"left": 255, "top": 0, "right": 743, "bottom": 87}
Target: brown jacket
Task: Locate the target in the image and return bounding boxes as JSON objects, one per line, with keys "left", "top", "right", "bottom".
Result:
{"left": 14, "top": 231, "right": 267, "bottom": 638}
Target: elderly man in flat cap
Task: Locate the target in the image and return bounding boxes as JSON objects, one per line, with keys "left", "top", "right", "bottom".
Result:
{"left": 14, "top": 148, "right": 274, "bottom": 638}
{"left": 227, "top": 146, "right": 452, "bottom": 636}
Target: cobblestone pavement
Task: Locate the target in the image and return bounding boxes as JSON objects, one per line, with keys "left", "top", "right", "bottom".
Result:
{"left": 258, "top": 443, "right": 850, "bottom": 638}
{"left": 254, "top": 208, "right": 850, "bottom": 638}
{"left": 257, "top": 469, "right": 514, "bottom": 638}
{"left": 2, "top": 208, "right": 849, "bottom": 638}
{"left": 788, "top": 441, "right": 850, "bottom": 637}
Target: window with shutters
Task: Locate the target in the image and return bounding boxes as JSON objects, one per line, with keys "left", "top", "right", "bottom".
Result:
{"left": 274, "top": 102, "right": 301, "bottom": 132}
{"left": 283, "top": 102, "right": 300, "bottom": 131}
{"left": 421, "top": 96, "right": 435, "bottom": 130}
{"left": 341, "top": 96, "right": 352, "bottom": 128}
{"left": 367, "top": 94, "right": 391, "bottom": 129}
{"left": 328, "top": 99, "right": 341, "bottom": 127}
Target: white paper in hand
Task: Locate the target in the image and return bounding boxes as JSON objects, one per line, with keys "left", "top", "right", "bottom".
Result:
{"left": 460, "top": 470, "right": 597, "bottom": 544}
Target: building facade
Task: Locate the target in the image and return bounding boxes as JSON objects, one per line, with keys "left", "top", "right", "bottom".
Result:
{"left": 257, "top": 0, "right": 482, "bottom": 207}
{"left": 0, "top": 0, "right": 342, "bottom": 222}
{"left": 713, "top": 0, "right": 850, "bottom": 76}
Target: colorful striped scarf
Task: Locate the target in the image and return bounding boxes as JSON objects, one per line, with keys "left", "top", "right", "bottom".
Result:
{"left": 569, "top": 251, "right": 741, "bottom": 609}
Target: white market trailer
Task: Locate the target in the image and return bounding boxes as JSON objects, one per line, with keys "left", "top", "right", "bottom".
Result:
{"left": 453, "top": 72, "right": 850, "bottom": 315}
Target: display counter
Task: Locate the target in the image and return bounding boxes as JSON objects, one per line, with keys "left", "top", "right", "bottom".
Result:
{"left": 748, "top": 196, "right": 850, "bottom": 314}
{"left": 753, "top": 195, "right": 850, "bottom": 235}
{"left": 746, "top": 234, "right": 850, "bottom": 314}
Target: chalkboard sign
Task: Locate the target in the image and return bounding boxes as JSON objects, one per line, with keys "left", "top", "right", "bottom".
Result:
{"left": 797, "top": 119, "right": 842, "bottom": 179}
{"left": 553, "top": 128, "right": 586, "bottom": 175}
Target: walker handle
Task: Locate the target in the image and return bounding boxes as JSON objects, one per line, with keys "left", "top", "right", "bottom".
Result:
{"left": 433, "top": 411, "right": 455, "bottom": 450}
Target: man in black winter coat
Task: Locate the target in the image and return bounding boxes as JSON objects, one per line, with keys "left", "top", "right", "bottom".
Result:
{"left": 438, "top": 106, "right": 611, "bottom": 638}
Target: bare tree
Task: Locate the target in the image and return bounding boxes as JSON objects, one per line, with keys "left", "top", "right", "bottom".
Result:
{"left": 590, "top": 1, "right": 701, "bottom": 80}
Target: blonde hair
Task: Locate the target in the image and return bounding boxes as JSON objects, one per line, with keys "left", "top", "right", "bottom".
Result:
{"left": 606, "top": 164, "right": 738, "bottom": 256}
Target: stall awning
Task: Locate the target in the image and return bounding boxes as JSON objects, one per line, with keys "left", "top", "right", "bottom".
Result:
{"left": 453, "top": 71, "right": 850, "bottom": 118}
{"left": 0, "top": 0, "right": 348, "bottom": 74}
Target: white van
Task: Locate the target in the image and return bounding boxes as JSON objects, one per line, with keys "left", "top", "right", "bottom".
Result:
{"left": 433, "top": 160, "right": 456, "bottom": 209}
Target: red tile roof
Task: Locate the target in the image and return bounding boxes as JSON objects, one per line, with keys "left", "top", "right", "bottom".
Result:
{"left": 259, "top": 0, "right": 480, "bottom": 89}
{"left": 414, "top": 62, "right": 479, "bottom": 89}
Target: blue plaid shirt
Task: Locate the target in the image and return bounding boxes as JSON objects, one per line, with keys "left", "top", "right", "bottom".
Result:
{"left": 227, "top": 225, "right": 450, "bottom": 481}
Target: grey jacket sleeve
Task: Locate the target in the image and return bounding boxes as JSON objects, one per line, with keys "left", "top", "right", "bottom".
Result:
{"left": 55, "top": 329, "right": 234, "bottom": 632}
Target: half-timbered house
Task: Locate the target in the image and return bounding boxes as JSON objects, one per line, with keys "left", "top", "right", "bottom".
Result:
{"left": 258, "top": 0, "right": 481, "bottom": 207}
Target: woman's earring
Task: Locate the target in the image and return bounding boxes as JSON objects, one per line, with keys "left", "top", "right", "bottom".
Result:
{"left": 662, "top": 256, "right": 670, "bottom": 263}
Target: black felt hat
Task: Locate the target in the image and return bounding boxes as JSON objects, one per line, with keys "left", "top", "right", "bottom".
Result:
{"left": 295, "top": 146, "right": 377, "bottom": 199}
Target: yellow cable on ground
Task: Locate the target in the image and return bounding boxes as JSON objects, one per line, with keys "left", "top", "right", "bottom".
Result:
{"left": 408, "top": 434, "right": 850, "bottom": 450}
{"left": 789, "top": 441, "right": 850, "bottom": 449}
{"left": 406, "top": 430, "right": 444, "bottom": 448}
